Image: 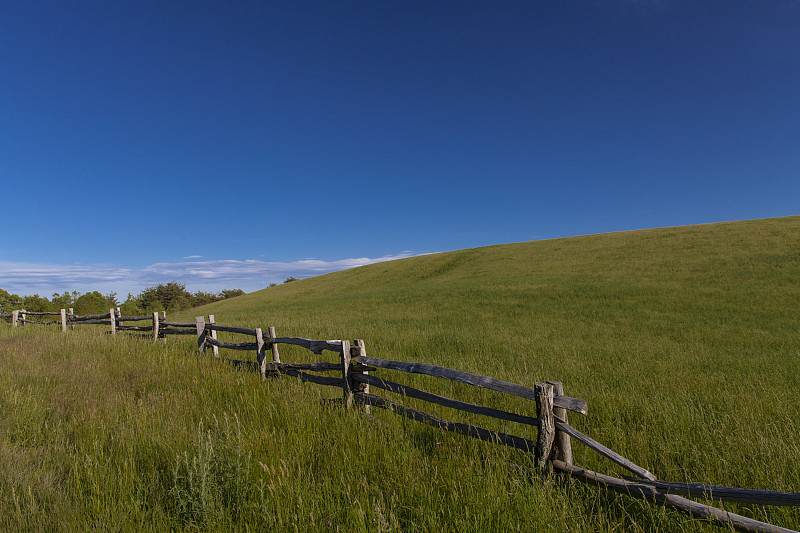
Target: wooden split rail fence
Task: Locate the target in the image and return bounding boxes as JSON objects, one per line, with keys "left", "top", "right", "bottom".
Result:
{"left": 2, "top": 309, "right": 798, "bottom": 533}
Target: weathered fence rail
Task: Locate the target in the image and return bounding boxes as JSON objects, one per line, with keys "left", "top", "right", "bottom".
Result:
{"left": 353, "top": 354, "right": 588, "bottom": 414}
{"left": 2, "top": 308, "right": 798, "bottom": 533}
{"left": 554, "top": 461, "right": 798, "bottom": 533}
{"left": 624, "top": 477, "right": 800, "bottom": 507}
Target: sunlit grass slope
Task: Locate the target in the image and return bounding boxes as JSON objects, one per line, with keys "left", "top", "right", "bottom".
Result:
{"left": 189, "top": 215, "right": 800, "bottom": 423}
{"left": 182, "top": 216, "right": 800, "bottom": 520}
{"left": 2, "top": 216, "right": 798, "bottom": 531}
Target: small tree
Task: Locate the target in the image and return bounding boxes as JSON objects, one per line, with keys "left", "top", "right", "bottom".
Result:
{"left": 74, "top": 291, "right": 110, "bottom": 315}
{"left": 0, "top": 288, "right": 23, "bottom": 313}
{"left": 219, "top": 289, "right": 245, "bottom": 299}
{"left": 22, "top": 293, "right": 54, "bottom": 312}
{"left": 192, "top": 291, "right": 219, "bottom": 307}
{"left": 51, "top": 291, "right": 74, "bottom": 309}
{"left": 138, "top": 282, "right": 193, "bottom": 312}
{"left": 120, "top": 293, "right": 143, "bottom": 316}
{"left": 105, "top": 292, "right": 119, "bottom": 308}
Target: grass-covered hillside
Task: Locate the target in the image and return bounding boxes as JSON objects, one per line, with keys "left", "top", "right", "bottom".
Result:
{"left": 2, "top": 216, "right": 799, "bottom": 531}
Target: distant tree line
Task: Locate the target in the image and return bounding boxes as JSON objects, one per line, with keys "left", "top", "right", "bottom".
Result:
{"left": 0, "top": 283, "right": 245, "bottom": 316}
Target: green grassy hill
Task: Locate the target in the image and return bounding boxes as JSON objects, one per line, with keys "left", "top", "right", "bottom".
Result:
{"left": 184, "top": 215, "right": 800, "bottom": 429}
{"left": 3, "top": 216, "right": 799, "bottom": 531}
{"left": 180, "top": 215, "right": 800, "bottom": 523}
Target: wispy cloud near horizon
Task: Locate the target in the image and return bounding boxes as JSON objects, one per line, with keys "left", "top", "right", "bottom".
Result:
{"left": 0, "top": 252, "right": 422, "bottom": 295}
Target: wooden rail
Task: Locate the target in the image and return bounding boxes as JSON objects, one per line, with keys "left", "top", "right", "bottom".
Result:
{"left": 353, "top": 373, "right": 541, "bottom": 427}
{"left": 356, "top": 392, "right": 537, "bottom": 452}
{"left": 623, "top": 477, "right": 800, "bottom": 507}
{"left": 554, "top": 461, "right": 797, "bottom": 533}
{"left": 354, "top": 355, "right": 588, "bottom": 414}
{"left": 3, "top": 308, "right": 798, "bottom": 533}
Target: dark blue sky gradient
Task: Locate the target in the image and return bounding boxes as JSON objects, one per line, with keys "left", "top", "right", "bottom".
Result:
{"left": 1, "top": 1, "right": 798, "bottom": 293}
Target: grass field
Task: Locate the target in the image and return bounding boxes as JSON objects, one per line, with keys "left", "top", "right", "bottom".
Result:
{"left": 1, "top": 216, "right": 799, "bottom": 531}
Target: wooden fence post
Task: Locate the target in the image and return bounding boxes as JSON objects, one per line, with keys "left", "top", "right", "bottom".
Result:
{"left": 12, "top": 310, "right": 18, "bottom": 328}
{"left": 152, "top": 312, "right": 159, "bottom": 341}
{"left": 68, "top": 308, "right": 74, "bottom": 331}
{"left": 341, "top": 340, "right": 353, "bottom": 409}
{"left": 110, "top": 309, "right": 116, "bottom": 335}
{"left": 268, "top": 326, "right": 280, "bottom": 363}
{"left": 20, "top": 310, "right": 26, "bottom": 328}
{"left": 161, "top": 311, "right": 167, "bottom": 342}
{"left": 547, "top": 381, "right": 573, "bottom": 465}
{"left": 196, "top": 316, "right": 206, "bottom": 353}
{"left": 256, "top": 328, "right": 266, "bottom": 378}
{"left": 60, "top": 309, "right": 67, "bottom": 333}
{"left": 208, "top": 315, "right": 219, "bottom": 358}
{"left": 535, "top": 382, "right": 555, "bottom": 471}
{"left": 353, "top": 339, "right": 369, "bottom": 413}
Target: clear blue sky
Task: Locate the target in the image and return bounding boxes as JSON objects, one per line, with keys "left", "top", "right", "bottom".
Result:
{"left": 2, "top": 1, "right": 798, "bottom": 296}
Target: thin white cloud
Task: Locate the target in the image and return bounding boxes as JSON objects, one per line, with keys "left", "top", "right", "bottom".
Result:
{"left": 0, "top": 252, "right": 422, "bottom": 295}
{"left": 142, "top": 253, "right": 417, "bottom": 283}
{"left": 183, "top": 255, "right": 203, "bottom": 259}
{"left": 0, "top": 261, "right": 132, "bottom": 288}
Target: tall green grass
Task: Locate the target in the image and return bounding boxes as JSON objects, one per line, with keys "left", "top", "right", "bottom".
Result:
{"left": 2, "top": 216, "right": 799, "bottom": 531}
{"left": 0, "top": 328, "right": 674, "bottom": 532}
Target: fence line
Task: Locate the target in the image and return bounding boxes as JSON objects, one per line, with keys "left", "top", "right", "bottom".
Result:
{"left": 2, "top": 309, "right": 798, "bottom": 533}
